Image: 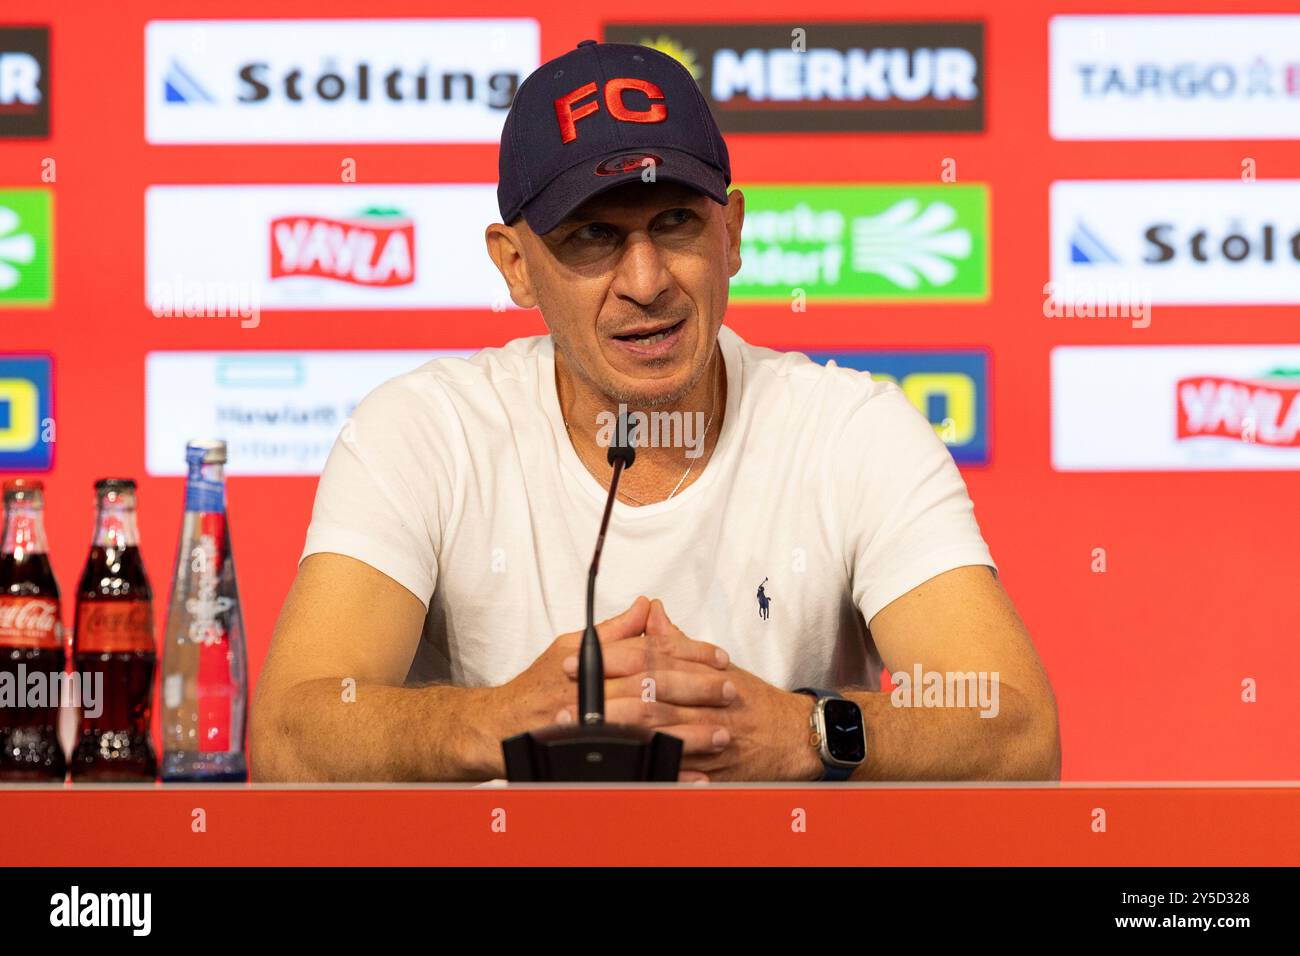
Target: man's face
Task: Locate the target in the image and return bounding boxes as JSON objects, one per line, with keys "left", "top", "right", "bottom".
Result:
{"left": 490, "top": 181, "right": 744, "bottom": 408}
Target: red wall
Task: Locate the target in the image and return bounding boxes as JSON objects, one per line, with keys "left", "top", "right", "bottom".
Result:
{"left": 2, "top": 0, "right": 1297, "bottom": 781}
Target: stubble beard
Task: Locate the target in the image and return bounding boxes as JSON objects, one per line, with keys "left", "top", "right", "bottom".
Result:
{"left": 549, "top": 315, "right": 716, "bottom": 411}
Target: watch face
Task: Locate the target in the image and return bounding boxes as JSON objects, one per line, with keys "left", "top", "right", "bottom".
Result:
{"left": 823, "top": 699, "right": 866, "bottom": 763}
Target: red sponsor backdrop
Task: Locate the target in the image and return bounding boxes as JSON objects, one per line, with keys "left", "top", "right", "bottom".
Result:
{"left": 2, "top": 0, "right": 1298, "bottom": 781}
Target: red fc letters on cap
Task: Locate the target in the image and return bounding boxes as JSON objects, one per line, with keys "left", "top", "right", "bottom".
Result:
{"left": 554, "top": 78, "right": 667, "bottom": 144}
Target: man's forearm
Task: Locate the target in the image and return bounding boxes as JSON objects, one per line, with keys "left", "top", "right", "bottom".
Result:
{"left": 252, "top": 679, "right": 508, "bottom": 783}
{"left": 840, "top": 684, "right": 1061, "bottom": 781}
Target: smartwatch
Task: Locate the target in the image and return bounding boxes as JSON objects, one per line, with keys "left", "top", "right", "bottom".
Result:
{"left": 794, "top": 688, "right": 866, "bottom": 781}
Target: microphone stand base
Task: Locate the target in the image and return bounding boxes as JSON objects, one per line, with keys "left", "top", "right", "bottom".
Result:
{"left": 502, "top": 722, "right": 682, "bottom": 782}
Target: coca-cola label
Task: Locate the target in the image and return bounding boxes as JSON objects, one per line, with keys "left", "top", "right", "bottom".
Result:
{"left": 75, "top": 601, "right": 154, "bottom": 653}
{"left": 0, "top": 596, "right": 61, "bottom": 649}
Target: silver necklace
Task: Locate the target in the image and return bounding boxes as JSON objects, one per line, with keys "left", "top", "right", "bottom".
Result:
{"left": 563, "top": 357, "right": 721, "bottom": 505}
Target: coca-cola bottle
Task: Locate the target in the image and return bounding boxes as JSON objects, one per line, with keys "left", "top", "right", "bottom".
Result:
{"left": 0, "top": 479, "right": 65, "bottom": 781}
{"left": 160, "top": 440, "right": 248, "bottom": 782}
{"left": 70, "top": 479, "right": 157, "bottom": 781}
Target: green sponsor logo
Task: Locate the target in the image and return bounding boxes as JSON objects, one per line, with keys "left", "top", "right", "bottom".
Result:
{"left": 0, "top": 189, "right": 53, "bottom": 307}
{"left": 732, "top": 184, "right": 989, "bottom": 302}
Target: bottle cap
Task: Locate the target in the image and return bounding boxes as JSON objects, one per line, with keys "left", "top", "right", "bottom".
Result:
{"left": 186, "top": 439, "right": 228, "bottom": 465}
{"left": 94, "top": 478, "right": 137, "bottom": 495}
{"left": 3, "top": 478, "right": 43, "bottom": 503}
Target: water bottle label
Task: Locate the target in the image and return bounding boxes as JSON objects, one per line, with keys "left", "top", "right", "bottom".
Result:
{"left": 163, "top": 673, "right": 182, "bottom": 710}
{"left": 185, "top": 446, "right": 225, "bottom": 514}
{"left": 186, "top": 532, "right": 233, "bottom": 647}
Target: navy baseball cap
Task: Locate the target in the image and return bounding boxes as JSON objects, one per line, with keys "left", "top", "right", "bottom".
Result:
{"left": 497, "top": 40, "right": 731, "bottom": 235}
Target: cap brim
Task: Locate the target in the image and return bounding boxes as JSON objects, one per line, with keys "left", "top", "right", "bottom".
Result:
{"left": 519, "top": 146, "right": 729, "bottom": 235}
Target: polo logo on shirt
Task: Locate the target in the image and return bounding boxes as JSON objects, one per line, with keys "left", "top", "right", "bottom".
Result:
{"left": 756, "top": 577, "right": 772, "bottom": 621}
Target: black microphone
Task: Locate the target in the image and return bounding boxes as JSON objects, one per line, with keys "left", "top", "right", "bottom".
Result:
{"left": 578, "top": 412, "right": 636, "bottom": 723}
{"left": 501, "top": 411, "right": 682, "bottom": 781}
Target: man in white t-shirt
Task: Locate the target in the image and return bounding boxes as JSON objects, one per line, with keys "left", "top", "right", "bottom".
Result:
{"left": 251, "top": 41, "right": 1059, "bottom": 783}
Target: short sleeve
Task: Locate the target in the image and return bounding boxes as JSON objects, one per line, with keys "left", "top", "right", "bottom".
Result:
{"left": 836, "top": 382, "right": 995, "bottom": 626}
{"left": 300, "top": 372, "right": 460, "bottom": 609}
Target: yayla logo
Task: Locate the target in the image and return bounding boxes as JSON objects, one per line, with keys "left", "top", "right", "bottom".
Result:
{"left": 50, "top": 886, "right": 151, "bottom": 936}
{"left": 1178, "top": 371, "right": 1300, "bottom": 447}
{"left": 271, "top": 209, "right": 415, "bottom": 287}
{"left": 146, "top": 19, "right": 538, "bottom": 143}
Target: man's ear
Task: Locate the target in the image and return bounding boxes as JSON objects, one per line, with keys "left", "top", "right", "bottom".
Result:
{"left": 484, "top": 222, "right": 538, "bottom": 309}
{"left": 723, "top": 188, "right": 745, "bottom": 279}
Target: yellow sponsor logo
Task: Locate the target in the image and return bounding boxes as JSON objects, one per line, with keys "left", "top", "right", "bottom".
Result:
{"left": 871, "top": 372, "right": 977, "bottom": 445}
{"left": 0, "top": 378, "right": 39, "bottom": 451}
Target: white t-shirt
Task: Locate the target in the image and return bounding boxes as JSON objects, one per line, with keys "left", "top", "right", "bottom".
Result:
{"left": 301, "top": 325, "right": 995, "bottom": 692}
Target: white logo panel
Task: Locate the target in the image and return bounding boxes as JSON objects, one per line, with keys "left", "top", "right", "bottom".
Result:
{"left": 146, "top": 19, "right": 537, "bottom": 143}
{"left": 146, "top": 351, "right": 472, "bottom": 476}
{"left": 1050, "top": 180, "right": 1300, "bottom": 306}
{"left": 1051, "top": 15, "right": 1300, "bottom": 140}
{"left": 1052, "top": 346, "right": 1300, "bottom": 471}
{"left": 146, "top": 184, "right": 508, "bottom": 309}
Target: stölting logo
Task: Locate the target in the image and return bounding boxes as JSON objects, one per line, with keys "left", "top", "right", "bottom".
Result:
{"left": 145, "top": 19, "right": 538, "bottom": 144}
{"left": 1051, "top": 180, "right": 1300, "bottom": 306}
